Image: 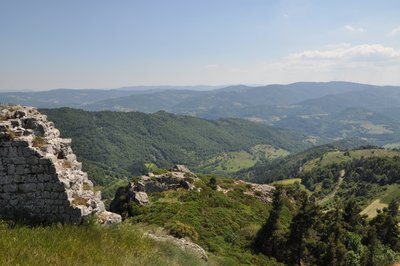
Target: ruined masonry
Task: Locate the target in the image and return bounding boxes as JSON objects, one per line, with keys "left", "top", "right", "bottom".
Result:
{"left": 0, "top": 105, "right": 121, "bottom": 224}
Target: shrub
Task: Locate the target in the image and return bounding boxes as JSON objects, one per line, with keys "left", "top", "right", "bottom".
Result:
{"left": 208, "top": 177, "right": 217, "bottom": 190}
{"left": 82, "top": 182, "right": 92, "bottom": 191}
{"left": 152, "top": 168, "right": 169, "bottom": 175}
{"left": 166, "top": 220, "right": 199, "bottom": 241}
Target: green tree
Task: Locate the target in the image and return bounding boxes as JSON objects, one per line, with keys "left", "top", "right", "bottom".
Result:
{"left": 371, "top": 200, "right": 400, "bottom": 251}
{"left": 208, "top": 176, "right": 217, "bottom": 190}
{"left": 254, "top": 188, "right": 284, "bottom": 258}
{"left": 286, "top": 192, "right": 318, "bottom": 265}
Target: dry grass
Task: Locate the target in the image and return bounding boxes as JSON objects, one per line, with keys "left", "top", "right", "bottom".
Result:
{"left": 6, "top": 130, "right": 16, "bottom": 140}
{"left": 83, "top": 182, "right": 92, "bottom": 191}
{"left": 72, "top": 195, "right": 89, "bottom": 206}
{"left": 32, "top": 136, "right": 47, "bottom": 148}
{"left": 360, "top": 199, "right": 388, "bottom": 218}
{"left": 62, "top": 160, "right": 73, "bottom": 169}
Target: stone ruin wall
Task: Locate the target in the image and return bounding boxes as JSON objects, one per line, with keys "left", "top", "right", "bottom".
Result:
{"left": 0, "top": 106, "right": 120, "bottom": 224}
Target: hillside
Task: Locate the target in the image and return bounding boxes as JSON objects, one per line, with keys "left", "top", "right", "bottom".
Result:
{"left": 109, "top": 163, "right": 400, "bottom": 266}
{"left": 237, "top": 138, "right": 371, "bottom": 184}
{"left": 293, "top": 148, "right": 400, "bottom": 216}
{"left": 42, "top": 108, "right": 312, "bottom": 186}
{"left": 109, "top": 169, "right": 285, "bottom": 265}
{"left": 0, "top": 222, "right": 208, "bottom": 265}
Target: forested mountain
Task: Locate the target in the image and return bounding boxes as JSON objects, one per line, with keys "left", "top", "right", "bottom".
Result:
{"left": 0, "top": 85, "right": 219, "bottom": 108}
{"left": 42, "top": 108, "right": 312, "bottom": 186}
{"left": 83, "top": 81, "right": 368, "bottom": 113}
{"left": 4, "top": 82, "right": 400, "bottom": 146}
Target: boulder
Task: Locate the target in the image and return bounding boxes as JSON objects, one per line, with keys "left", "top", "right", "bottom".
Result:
{"left": 171, "top": 164, "right": 191, "bottom": 173}
{"left": 133, "top": 191, "right": 149, "bottom": 205}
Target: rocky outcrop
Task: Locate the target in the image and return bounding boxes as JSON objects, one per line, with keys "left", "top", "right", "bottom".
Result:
{"left": 110, "top": 165, "right": 197, "bottom": 214}
{"left": 145, "top": 231, "right": 208, "bottom": 261}
{"left": 0, "top": 105, "right": 121, "bottom": 224}
{"left": 243, "top": 181, "right": 275, "bottom": 203}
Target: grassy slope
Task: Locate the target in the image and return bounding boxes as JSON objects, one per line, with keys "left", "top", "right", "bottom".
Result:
{"left": 238, "top": 138, "right": 370, "bottom": 184}
{"left": 272, "top": 178, "right": 301, "bottom": 186}
{"left": 296, "top": 148, "right": 400, "bottom": 217}
{"left": 303, "top": 149, "right": 399, "bottom": 172}
{"left": 127, "top": 175, "right": 287, "bottom": 265}
{"left": 200, "top": 145, "right": 289, "bottom": 174}
{"left": 360, "top": 184, "right": 400, "bottom": 218}
{"left": 0, "top": 222, "right": 205, "bottom": 266}
{"left": 360, "top": 199, "right": 388, "bottom": 218}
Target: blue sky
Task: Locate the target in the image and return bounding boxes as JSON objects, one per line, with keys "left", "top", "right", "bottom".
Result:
{"left": 1, "top": 0, "right": 400, "bottom": 90}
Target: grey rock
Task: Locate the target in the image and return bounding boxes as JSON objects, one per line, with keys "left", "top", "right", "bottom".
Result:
{"left": 171, "top": 164, "right": 191, "bottom": 173}
{"left": 0, "top": 106, "right": 120, "bottom": 225}
{"left": 133, "top": 191, "right": 149, "bottom": 205}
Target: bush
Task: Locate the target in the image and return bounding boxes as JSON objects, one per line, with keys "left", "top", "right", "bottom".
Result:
{"left": 208, "top": 177, "right": 217, "bottom": 190}
{"left": 166, "top": 220, "right": 199, "bottom": 241}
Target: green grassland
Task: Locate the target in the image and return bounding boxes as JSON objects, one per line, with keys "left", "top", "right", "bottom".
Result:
{"left": 200, "top": 145, "right": 289, "bottom": 174}
{"left": 0, "top": 174, "right": 288, "bottom": 266}
{"left": 384, "top": 143, "right": 400, "bottom": 149}
{"left": 360, "top": 184, "right": 400, "bottom": 218}
{"left": 271, "top": 178, "right": 301, "bottom": 186}
{"left": 341, "top": 120, "right": 394, "bottom": 135}
{"left": 0, "top": 222, "right": 206, "bottom": 266}
{"left": 303, "top": 149, "right": 400, "bottom": 172}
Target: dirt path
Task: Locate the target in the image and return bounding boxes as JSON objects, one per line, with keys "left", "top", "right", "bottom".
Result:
{"left": 319, "top": 169, "right": 345, "bottom": 205}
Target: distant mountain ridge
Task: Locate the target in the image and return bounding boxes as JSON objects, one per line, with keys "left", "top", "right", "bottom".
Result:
{"left": 3, "top": 81, "right": 400, "bottom": 145}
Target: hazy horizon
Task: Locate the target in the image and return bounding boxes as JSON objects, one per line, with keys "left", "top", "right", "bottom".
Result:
{"left": 1, "top": 1, "right": 400, "bottom": 90}
{"left": 3, "top": 80, "right": 400, "bottom": 93}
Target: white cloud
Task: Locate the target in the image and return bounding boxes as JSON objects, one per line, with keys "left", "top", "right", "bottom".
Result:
{"left": 344, "top": 25, "right": 365, "bottom": 33}
{"left": 389, "top": 26, "right": 400, "bottom": 36}
{"left": 289, "top": 44, "right": 400, "bottom": 61}
{"left": 204, "top": 64, "right": 219, "bottom": 69}
{"left": 198, "top": 44, "right": 400, "bottom": 86}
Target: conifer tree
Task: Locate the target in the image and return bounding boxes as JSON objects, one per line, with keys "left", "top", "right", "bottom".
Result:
{"left": 254, "top": 188, "right": 284, "bottom": 257}
{"left": 286, "top": 192, "right": 318, "bottom": 265}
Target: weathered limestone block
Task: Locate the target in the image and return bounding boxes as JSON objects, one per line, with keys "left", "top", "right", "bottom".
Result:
{"left": 0, "top": 105, "right": 121, "bottom": 224}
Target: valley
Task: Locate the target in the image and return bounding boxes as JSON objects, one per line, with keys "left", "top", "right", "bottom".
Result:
{"left": 2, "top": 1, "right": 400, "bottom": 265}
{"left": 2, "top": 94, "right": 400, "bottom": 265}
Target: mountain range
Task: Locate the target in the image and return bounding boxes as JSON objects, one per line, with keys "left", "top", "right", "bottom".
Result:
{"left": 3, "top": 81, "right": 400, "bottom": 146}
